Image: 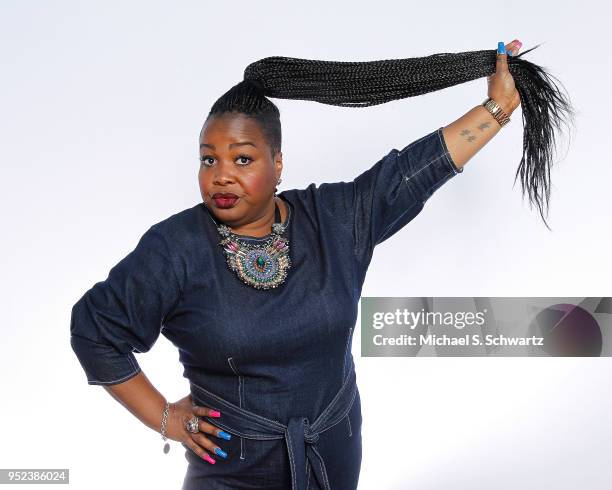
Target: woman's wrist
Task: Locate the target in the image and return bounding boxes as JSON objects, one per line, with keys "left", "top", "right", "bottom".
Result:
{"left": 482, "top": 97, "right": 513, "bottom": 127}
{"left": 490, "top": 96, "right": 515, "bottom": 117}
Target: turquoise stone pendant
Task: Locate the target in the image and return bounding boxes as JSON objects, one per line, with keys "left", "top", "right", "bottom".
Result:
{"left": 215, "top": 202, "right": 291, "bottom": 290}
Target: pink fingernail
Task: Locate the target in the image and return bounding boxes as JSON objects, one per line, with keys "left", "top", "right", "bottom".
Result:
{"left": 210, "top": 410, "right": 221, "bottom": 417}
{"left": 203, "top": 453, "right": 216, "bottom": 464}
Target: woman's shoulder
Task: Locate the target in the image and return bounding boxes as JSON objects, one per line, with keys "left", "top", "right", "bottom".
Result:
{"left": 147, "top": 202, "right": 210, "bottom": 251}
{"left": 280, "top": 181, "right": 354, "bottom": 224}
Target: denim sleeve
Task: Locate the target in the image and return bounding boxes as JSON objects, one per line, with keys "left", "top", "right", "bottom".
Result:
{"left": 70, "top": 224, "right": 182, "bottom": 386}
{"left": 315, "top": 126, "right": 461, "bottom": 275}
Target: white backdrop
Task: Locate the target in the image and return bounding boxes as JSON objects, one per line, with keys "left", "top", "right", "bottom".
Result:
{"left": 2, "top": 1, "right": 611, "bottom": 489}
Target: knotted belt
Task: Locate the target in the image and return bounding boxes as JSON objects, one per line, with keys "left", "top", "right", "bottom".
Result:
{"left": 189, "top": 363, "right": 357, "bottom": 490}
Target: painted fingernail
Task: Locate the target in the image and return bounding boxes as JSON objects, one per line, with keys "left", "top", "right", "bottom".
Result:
{"left": 507, "top": 49, "right": 513, "bottom": 57}
{"left": 203, "top": 453, "right": 216, "bottom": 464}
{"left": 210, "top": 410, "right": 221, "bottom": 417}
{"left": 219, "top": 431, "right": 232, "bottom": 440}
{"left": 215, "top": 447, "right": 228, "bottom": 458}
{"left": 497, "top": 41, "right": 506, "bottom": 55}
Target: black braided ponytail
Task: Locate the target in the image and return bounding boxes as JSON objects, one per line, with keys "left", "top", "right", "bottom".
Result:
{"left": 206, "top": 44, "right": 575, "bottom": 229}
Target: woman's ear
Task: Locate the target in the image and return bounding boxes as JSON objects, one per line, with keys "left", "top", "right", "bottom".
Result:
{"left": 274, "top": 151, "right": 283, "bottom": 180}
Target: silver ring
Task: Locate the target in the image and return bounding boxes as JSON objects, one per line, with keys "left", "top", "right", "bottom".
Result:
{"left": 185, "top": 416, "right": 200, "bottom": 433}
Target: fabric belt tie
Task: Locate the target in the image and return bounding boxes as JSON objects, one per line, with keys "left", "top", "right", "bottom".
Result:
{"left": 189, "top": 364, "right": 357, "bottom": 490}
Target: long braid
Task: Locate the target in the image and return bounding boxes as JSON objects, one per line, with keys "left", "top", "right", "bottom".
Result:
{"left": 206, "top": 44, "right": 575, "bottom": 229}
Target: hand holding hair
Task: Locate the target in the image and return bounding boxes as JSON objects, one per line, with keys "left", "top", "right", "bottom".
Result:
{"left": 488, "top": 40, "right": 523, "bottom": 115}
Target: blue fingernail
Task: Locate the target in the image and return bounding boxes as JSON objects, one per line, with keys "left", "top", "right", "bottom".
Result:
{"left": 215, "top": 447, "right": 228, "bottom": 458}
{"left": 508, "top": 49, "right": 513, "bottom": 57}
{"left": 219, "top": 431, "right": 232, "bottom": 440}
{"left": 498, "top": 41, "right": 506, "bottom": 54}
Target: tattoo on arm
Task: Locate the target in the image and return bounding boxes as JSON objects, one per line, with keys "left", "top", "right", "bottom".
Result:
{"left": 442, "top": 105, "right": 503, "bottom": 168}
{"left": 459, "top": 121, "right": 493, "bottom": 143}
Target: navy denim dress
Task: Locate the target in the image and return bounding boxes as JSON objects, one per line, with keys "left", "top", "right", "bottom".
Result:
{"left": 70, "top": 127, "right": 462, "bottom": 489}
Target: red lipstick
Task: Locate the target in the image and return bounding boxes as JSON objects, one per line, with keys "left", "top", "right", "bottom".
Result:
{"left": 212, "top": 193, "right": 239, "bottom": 208}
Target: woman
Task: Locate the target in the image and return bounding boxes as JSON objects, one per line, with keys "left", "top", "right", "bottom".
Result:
{"left": 70, "top": 41, "right": 522, "bottom": 489}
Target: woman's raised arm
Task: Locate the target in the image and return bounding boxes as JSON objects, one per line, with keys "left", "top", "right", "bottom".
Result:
{"left": 442, "top": 40, "right": 522, "bottom": 170}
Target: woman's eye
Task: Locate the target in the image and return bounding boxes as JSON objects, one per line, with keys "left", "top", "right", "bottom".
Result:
{"left": 199, "top": 155, "right": 253, "bottom": 167}
{"left": 236, "top": 155, "right": 253, "bottom": 165}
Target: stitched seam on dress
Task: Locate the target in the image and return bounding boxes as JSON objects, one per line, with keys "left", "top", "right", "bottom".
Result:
{"left": 342, "top": 327, "right": 354, "bottom": 438}
{"left": 311, "top": 446, "right": 331, "bottom": 489}
{"left": 227, "top": 357, "right": 244, "bottom": 408}
{"left": 89, "top": 366, "right": 141, "bottom": 385}
{"left": 351, "top": 180, "right": 361, "bottom": 262}
{"left": 442, "top": 150, "right": 460, "bottom": 175}
{"left": 228, "top": 356, "right": 246, "bottom": 460}
{"left": 436, "top": 126, "right": 462, "bottom": 174}
{"left": 127, "top": 353, "right": 139, "bottom": 372}
{"left": 201, "top": 418, "right": 281, "bottom": 440}
{"left": 312, "top": 387, "right": 358, "bottom": 437}
{"left": 285, "top": 429, "right": 297, "bottom": 490}
{"left": 310, "top": 368, "right": 356, "bottom": 430}
{"left": 190, "top": 380, "right": 286, "bottom": 429}
{"left": 342, "top": 327, "right": 353, "bottom": 381}
{"left": 376, "top": 150, "right": 444, "bottom": 243}
{"left": 403, "top": 153, "right": 447, "bottom": 183}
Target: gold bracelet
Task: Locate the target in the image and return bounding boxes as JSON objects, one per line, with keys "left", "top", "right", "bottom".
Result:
{"left": 482, "top": 97, "right": 511, "bottom": 127}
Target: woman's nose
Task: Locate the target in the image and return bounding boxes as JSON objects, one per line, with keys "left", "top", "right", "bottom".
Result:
{"left": 212, "top": 160, "right": 236, "bottom": 184}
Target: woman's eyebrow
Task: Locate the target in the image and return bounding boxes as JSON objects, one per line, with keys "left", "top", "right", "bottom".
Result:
{"left": 199, "top": 141, "right": 258, "bottom": 149}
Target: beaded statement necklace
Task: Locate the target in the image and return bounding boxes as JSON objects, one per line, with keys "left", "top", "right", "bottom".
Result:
{"left": 205, "top": 200, "right": 292, "bottom": 290}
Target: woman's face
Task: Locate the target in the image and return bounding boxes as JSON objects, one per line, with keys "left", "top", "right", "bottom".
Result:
{"left": 198, "top": 113, "right": 282, "bottom": 235}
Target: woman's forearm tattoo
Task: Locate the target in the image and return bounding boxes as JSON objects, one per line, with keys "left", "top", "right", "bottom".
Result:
{"left": 459, "top": 121, "right": 493, "bottom": 143}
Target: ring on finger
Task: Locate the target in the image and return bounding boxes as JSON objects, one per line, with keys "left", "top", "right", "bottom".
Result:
{"left": 185, "top": 416, "right": 200, "bottom": 433}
